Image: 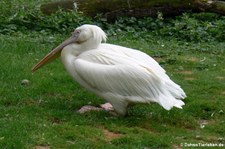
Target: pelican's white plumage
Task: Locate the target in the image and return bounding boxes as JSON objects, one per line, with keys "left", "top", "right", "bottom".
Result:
{"left": 32, "top": 24, "right": 186, "bottom": 116}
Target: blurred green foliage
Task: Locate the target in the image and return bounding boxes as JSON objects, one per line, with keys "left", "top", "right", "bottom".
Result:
{"left": 0, "top": 0, "right": 225, "bottom": 42}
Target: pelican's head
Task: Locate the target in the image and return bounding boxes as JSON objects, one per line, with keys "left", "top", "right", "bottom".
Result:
{"left": 75, "top": 24, "right": 107, "bottom": 45}
{"left": 32, "top": 24, "right": 107, "bottom": 72}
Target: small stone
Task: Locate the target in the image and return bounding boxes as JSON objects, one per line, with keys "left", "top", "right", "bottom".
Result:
{"left": 200, "top": 120, "right": 208, "bottom": 129}
{"left": 219, "top": 110, "right": 224, "bottom": 114}
{"left": 196, "top": 135, "right": 202, "bottom": 139}
{"left": 21, "top": 79, "right": 30, "bottom": 86}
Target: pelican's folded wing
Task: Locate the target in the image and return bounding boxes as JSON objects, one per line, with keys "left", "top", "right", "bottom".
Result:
{"left": 73, "top": 49, "right": 185, "bottom": 110}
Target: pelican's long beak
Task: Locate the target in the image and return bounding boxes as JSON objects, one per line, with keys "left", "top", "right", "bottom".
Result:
{"left": 32, "top": 35, "right": 78, "bottom": 72}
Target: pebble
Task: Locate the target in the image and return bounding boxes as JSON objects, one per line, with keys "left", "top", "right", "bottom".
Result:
{"left": 196, "top": 135, "right": 202, "bottom": 139}
{"left": 21, "top": 79, "right": 30, "bottom": 86}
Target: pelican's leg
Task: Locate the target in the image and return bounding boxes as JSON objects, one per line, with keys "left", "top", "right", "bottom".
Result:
{"left": 108, "top": 100, "right": 129, "bottom": 116}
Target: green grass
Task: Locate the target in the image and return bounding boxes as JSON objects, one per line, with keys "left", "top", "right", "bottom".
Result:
{"left": 0, "top": 31, "right": 224, "bottom": 148}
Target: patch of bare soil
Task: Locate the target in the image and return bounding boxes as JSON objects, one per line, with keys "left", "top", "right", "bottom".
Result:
{"left": 102, "top": 128, "right": 123, "bottom": 141}
{"left": 103, "top": 129, "right": 122, "bottom": 141}
{"left": 154, "top": 57, "right": 163, "bottom": 62}
{"left": 173, "top": 144, "right": 182, "bottom": 149}
{"left": 187, "top": 57, "right": 199, "bottom": 62}
{"left": 216, "top": 76, "right": 225, "bottom": 80}
{"left": 178, "top": 70, "right": 196, "bottom": 81}
{"left": 34, "top": 146, "right": 50, "bottom": 149}
{"left": 221, "top": 91, "right": 225, "bottom": 95}
{"left": 96, "top": 125, "right": 123, "bottom": 141}
{"left": 184, "top": 77, "right": 196, "bottom": 81}
{"left": 179, "top": 70, "right": 193, "bottom": 75}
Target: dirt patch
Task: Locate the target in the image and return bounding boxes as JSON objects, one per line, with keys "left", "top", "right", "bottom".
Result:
{"left": 50, "top": 117, "right": 65, "bottom": 125}
{"left": 103, "top": 128, "right": 123, "bottom": 141}
{"left": 153, "top": 57, "right": 163, "bottom": 62}
{"left": 187, "top": 57, "right": 199, "bottom": 62}
{"left": 216, "top": 76, "right": 225, "bottom": 80}
{"left": 221, "top": 91, "right": 225, "bottom": 95}
{"left": 179, "top": 70, "right": 193, "bottom": 75}
{"left": 177, "top": 69, "right": 195, "bottom": 80}
{"left": 97, "top": 125, "right": 123, "bottom": 141}
{"left": 173, "top": 144, "right": 182, "bottom": 149}
{"left": 181, "top": 56, "right": 199, "bottom": 63}
{"left": 34, "top": 146, "right": 50, "bottom": 149}
{"left": 184, "top": 77, "right": 196, "bottom": 81}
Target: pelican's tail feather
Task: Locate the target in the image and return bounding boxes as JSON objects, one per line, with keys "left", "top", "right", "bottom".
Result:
{"left": 157, "top": 80, "right": 186, "bottom": 110}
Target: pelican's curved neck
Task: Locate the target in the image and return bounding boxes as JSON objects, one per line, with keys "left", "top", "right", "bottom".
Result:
{"left": 61, "top": 37, "right": 102, "bottom": 68}
{"left": 60, "top": 45, "right": 78, "bottom": 77}
{"left": 81, "top": 38, "right": 101, "bottom": 50}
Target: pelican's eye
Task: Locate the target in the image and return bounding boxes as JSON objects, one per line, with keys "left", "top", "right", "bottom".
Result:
{"left": 72, "top": 30, "right": 81, "bottom": 37}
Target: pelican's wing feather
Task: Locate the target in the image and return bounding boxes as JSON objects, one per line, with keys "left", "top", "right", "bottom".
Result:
{"left": 74, "top": 44, "right": 185, "bottom": 110}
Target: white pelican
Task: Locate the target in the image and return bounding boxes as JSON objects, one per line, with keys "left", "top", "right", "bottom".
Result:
{"left": 32, "top": 24, "right": 186, "bottom": 116}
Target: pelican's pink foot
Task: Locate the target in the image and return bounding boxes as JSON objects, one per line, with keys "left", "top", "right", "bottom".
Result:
{"left": 100, "top": 102, "right": 114, "bottom": 111}
{"left": 77, "top": 105, "right": 101, "bottom": 114}
{"left": 77, "top": 103, "right": 114, "bottom": 114}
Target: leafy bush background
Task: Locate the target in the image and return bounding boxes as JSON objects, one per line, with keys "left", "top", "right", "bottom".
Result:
{"left": 1, "top": 0, "right": 225, "bottom": 42}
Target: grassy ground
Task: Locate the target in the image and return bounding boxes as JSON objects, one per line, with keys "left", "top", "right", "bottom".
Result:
{"left": 0, "top": 30, "right": 224, "bottom": 148}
